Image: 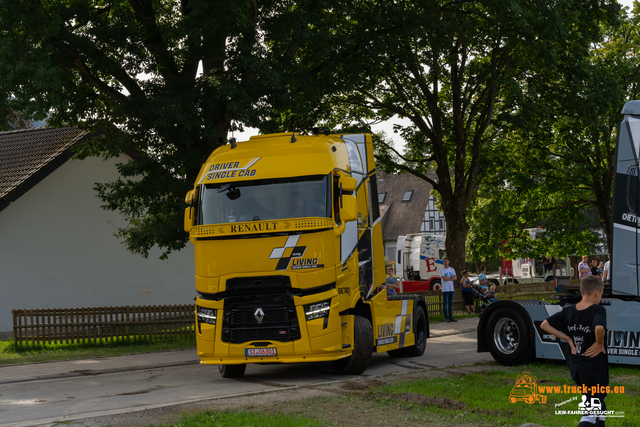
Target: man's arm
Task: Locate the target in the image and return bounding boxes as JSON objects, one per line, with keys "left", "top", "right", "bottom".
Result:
{"left": 584, "top": 325, "right": 606, "bottom": 357}
{"left": 541, "top": 320, "right": 577, "bottom": 353}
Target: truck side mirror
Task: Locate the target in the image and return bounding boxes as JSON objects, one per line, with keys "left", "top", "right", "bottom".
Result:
{"left": 341, "top": 194, "right": 358, "bottom": 222}
{"left": 184, "top": 190, "right": 195, "bottom": 232}
{"left": 341, "top": 176, "right": 358, "bottom": 192}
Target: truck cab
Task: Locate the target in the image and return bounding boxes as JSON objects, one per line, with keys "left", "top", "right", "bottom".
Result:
{"left": 185, "top": 132, "right": 429, "bottom": 377}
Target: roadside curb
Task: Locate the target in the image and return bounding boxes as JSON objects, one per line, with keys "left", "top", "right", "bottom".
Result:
{"left": 429, "top": 328, "right": 476, "bottom": 338}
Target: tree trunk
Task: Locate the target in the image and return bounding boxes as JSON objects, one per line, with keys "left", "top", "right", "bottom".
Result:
{"left": 441, "top": 199, "right": 470, "bottom": 275}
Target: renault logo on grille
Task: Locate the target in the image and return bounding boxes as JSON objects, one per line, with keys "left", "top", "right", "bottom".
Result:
{"left": 254, "top": 307, "right": 265, "bottom": 323}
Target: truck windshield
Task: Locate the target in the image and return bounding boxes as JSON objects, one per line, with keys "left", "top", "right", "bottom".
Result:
{"left": 198, "top": 174, "right": 331, "bottom": 225}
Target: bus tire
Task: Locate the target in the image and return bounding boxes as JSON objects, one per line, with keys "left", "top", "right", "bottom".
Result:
{"left": 332, "top": 315, "right": 373, "bottom": 375}
{"left": 430, "top": 280, "right": 442, "bottom": 291}
{"left": 218, "top": 364, "right": 246, "bottom": 378}
{"left": 486, "top": 308, "right": 532, "bottom": 366}
{"left": 405, "top": 305, "right": 427, "bottom": 357}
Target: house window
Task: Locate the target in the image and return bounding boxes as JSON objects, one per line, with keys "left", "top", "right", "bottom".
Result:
{"left": 402, "top": 190, "right": 413, "bottom": 202}
{"left": 378, "top": 192, "right": 386, "bottom": 203}
{"left": 430, "top": 219, "right": 434, "bottom": 229}
{"left": 439, "top": 219, "right": 444, "bottom": 230}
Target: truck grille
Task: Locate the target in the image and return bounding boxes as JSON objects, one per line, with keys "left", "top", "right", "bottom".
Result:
{"left": 228, "top": 307, "right": 291, "bottom": 324}
{"left": 221, "top": 276, "right": 301, "bottom": 344}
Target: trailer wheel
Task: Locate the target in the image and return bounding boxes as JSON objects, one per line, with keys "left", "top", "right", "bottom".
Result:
{"left": 405, "top": 305, "right": 427, "bottom": 357}
{"left": 332, "top": 315, "right": 373, "bottom": 375}
{"left": 430, "top": 280, "right": 442, "bottom": 291}
{"left": 218, "top": 364, "right": 246, "bottom": 378}
{"left": 490, "top": 279, "right": 500, "bottom": 287}
{"left": 486, "top": 308, "right": 532, "bottom": 366}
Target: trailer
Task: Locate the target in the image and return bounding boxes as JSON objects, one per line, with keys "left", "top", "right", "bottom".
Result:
{"left": 395, "top": 233, "right": 446, "bottom": 291}
{"left": 477, "top": 101, "right": 640, "bottom": 366}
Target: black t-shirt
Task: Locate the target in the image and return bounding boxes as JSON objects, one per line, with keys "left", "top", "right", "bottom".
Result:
{"left": 547, "top": 304, "right": 608, "bottom": 387}
{"left": 591, "top": 266, "right": 600, "bottom": 276}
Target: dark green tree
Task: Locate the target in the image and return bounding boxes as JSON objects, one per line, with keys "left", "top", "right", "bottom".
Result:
{"left": 467, "top": 3, "right": 638, "bottom": 262}
{"left": 295, "top": 0, "right": 620, "bottom": 272}
{"left": 0, "top": 0, "right": 326, "bottom": 258}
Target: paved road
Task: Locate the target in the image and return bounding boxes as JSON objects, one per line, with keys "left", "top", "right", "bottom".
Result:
{"left": 0, "top": 317, "right": 493, "bottom": 427}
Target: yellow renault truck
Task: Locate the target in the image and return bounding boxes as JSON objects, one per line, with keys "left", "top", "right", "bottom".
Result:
{"left": 184, "top": 131, "right": 429, "bottom": 378}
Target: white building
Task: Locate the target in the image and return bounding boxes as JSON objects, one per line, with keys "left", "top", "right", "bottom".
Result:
{"left": 0, "top": 127, "right": 195, "bottom": 337}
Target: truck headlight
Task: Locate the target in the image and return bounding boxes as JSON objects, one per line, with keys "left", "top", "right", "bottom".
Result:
{"left": 304, "top": 300, "right": 331, "bottom": 321}
{"left": 197, "top": 306, "right": 217, "bottom": 325}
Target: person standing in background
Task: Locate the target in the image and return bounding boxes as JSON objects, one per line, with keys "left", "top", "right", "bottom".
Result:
{"left": 386, "top": 267, "right": 399, "bottom": 296}
{"left": 591, "top": 259, "right": 601, "bottom": 278}
{"left": 460, "top": 270, "right": 475, "bottom": 314}
{"left": 440, "top": 258, "right": 457, "bottom": 322}
{"left": 578, "top": 256, "right": 591, "bottom": 279}
{"left": 603, "top": 255, "right": 610, "bottom": 284}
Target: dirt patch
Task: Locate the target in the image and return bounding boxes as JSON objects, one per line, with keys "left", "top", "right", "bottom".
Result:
{"left": 340, "top": 378, "right": 385, "bottom": 390}
{"left": 394, "top": 392, "right": 467, "bottom": 410}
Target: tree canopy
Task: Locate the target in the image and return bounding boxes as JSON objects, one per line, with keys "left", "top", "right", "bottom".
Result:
{"left": 294, "top": 0, "right": 620, "bottom": 271}
{"left": 467, "top": 3, "right": 638, "bottom": 263}
{"left": 0, "top": 0, "right": 328, "bottom": 258}
{"left": 0, "top": 0, "right": 626, "bottom": 267}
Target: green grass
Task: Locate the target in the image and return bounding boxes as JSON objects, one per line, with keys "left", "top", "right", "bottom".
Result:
{"left": 372, "top": 361, "right": 640, "bottom": 427}
{"left": 141, "top": 410, "right": 325, "bottom": 427}
{"left": 0, "top": 335, "right": 196, "bottom": 366}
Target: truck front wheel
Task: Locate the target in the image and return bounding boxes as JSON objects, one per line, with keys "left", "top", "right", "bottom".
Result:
{"left": 405, "top": 305, "right": 427, "bottom": 357}
{"left": 430, "top": 280, "right": 442, "bottom": 291}
{"left": 486, "top": 308, "right": 532, "bottom": 366}
{"left": 332, "top": 315, "right": 373, "bottom": 375}
{"left": 218, "top": 364, "right": 246, "bottom": 378}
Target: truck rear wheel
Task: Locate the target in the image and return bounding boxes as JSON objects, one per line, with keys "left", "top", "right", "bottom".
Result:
{"left": 405, "top": 305, "right": 427, "bottom": 357}
{"left": 430, "top": 280, "right": 442, "bottom": 291}
{"left": 218, "top": 364, "right": 246, "bottom": 378}
{"left": 332, "top": 315, "right": 373, "bottom": 375}
{"left": 486, "top": 308, "right": 532, "bottom": 366}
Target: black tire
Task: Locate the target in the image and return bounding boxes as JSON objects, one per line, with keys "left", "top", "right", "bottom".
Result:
{"left": 545, "top": 276, "right": 554, "bottom": 282}
{"left": 405, "top": 305, "right": 427, "bottom": 357}
{"left": 332, "top": 315, "right": 373, "bottom": 375}
{"left": 490, "top": 279, "right": 500, "bottom": 287}
{"left": 485, "top": 307, "right": 532, "bottom": 366}
{"left": 430, "top": 280, "right": 441, "bottom": 291}
{"left": 218, "top": 364, "right": 246, "bottom": 378}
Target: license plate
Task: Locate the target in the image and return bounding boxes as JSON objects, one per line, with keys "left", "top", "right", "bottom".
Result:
{"left": 245, "top": 347, "right": 277, "bottom": 357}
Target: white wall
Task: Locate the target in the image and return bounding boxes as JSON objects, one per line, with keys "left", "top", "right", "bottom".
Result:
{"left": 0, "top": 156, "right": 195, "bottom": 334}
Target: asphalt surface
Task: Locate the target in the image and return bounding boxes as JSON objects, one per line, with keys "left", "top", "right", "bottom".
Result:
{"left": 0, "top": 316, "right": 547, "bottom": 427}
{"left": 1, "top": 316, "right": 479, "bottom": 386}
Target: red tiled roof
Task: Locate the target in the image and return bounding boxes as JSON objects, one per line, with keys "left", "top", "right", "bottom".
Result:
{"left": 0, "top": 126, "right": 89, "bottom": 209}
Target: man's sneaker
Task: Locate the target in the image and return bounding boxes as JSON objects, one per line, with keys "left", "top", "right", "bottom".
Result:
{"left": 445, "top": 318, "right": 451, "bottom": 322}
{"left": 450, "top": 318, "right": 458, "bottom": 322}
